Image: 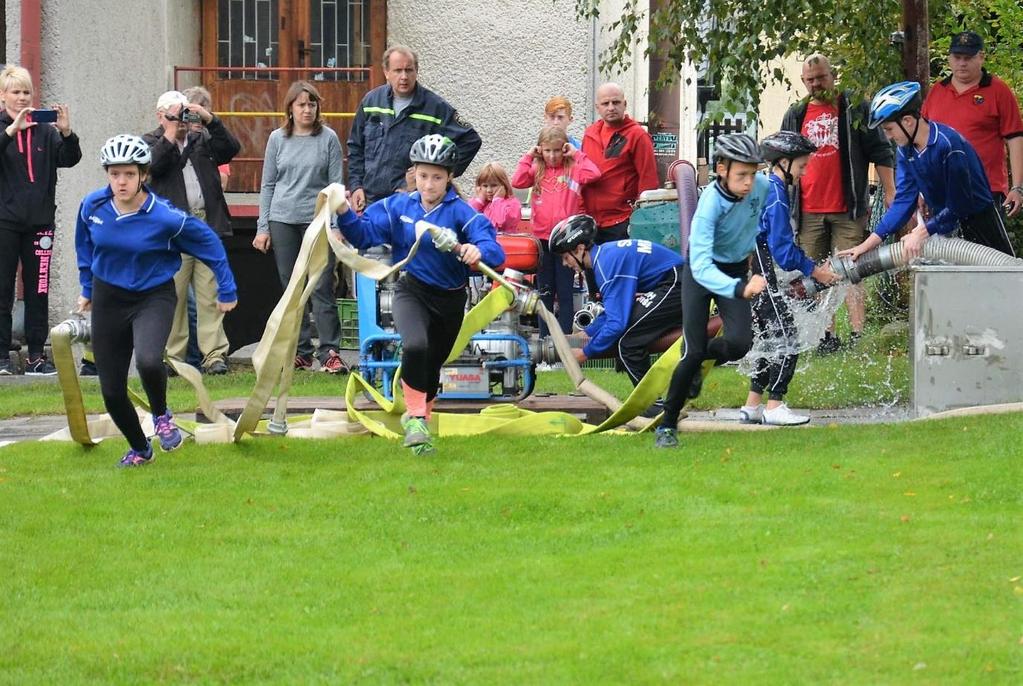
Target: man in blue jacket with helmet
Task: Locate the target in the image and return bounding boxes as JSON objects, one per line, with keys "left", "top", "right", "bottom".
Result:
{"left": 549, "top": 214, "right": 685, "bottom": 416}
{"left": 843, "top": 80, "right": 1016, "bottom": 261}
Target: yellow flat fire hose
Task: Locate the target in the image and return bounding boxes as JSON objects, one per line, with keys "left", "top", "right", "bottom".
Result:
{"left": 47, "top": 182, "right": 713, "bottom": 445}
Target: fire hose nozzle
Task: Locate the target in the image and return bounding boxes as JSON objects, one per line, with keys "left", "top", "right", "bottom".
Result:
{"left": 828, "top": 254, "right": 860, "bottom": 283}
{"left": 573, "top": 301, "right": 604, "bottom": 331}
{"left": 785, "top": 255, "right": 860, "bottom": 300}
{"left": 51, "top": 314, "right": 92, "bottom": 344}
{"left": 266, "top": 418, "right": 289, "bottom": 435}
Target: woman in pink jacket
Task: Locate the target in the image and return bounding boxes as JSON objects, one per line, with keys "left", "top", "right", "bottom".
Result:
{"left": 512, "top": 126, "right": 600, "bottom": 335}
{"left": 469, "top": 162, "right": 520, "bottom": 233}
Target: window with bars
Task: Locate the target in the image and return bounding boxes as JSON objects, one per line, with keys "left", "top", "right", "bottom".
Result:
{"left": 216, "top": 0, "right": 370, "bottom": 81}
{"left": 308, "top": 0, "right": 371, "bottom": 81}
{"left": 217, "top": 0, "right": 279, "bottom": 79}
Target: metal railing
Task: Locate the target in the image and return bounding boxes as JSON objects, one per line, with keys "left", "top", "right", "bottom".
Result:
{"left": 172, "top": 65, "right": 376, "bottom": 170}
{"left": 174, "top": 64, "right": 375, "bottom": 88}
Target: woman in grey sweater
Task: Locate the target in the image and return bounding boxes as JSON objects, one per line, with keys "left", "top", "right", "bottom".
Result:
{"left": 252, "top": 80, "right": 346, "bottom": 373}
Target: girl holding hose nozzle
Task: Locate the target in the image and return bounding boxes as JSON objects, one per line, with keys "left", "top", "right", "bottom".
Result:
{"left": 739, "top": 132, "right": 840, "bottom": 426}
{"left": 335, "top": 134, "right": 504, "bottom": 455}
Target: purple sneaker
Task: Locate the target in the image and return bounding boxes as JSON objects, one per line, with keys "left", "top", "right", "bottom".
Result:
{"left": 118, "top": 442, "right": 154, "bottom": 468}
{"left": 153, "top": 411, "right": 183, "bottom": 452}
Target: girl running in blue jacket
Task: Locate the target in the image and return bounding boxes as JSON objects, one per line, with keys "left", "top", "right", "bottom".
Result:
{"left": 75, "top": 135, "right": 238, "bottom": 467}
{"left": 336, "top": 134, "right": 504, "bottom": 455}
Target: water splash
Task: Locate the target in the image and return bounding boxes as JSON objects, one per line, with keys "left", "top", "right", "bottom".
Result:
{"left": 736, "top": 274, "right": 849, "bottom": 377}
{"left": 736, "top": 268, "right": 909, "bottom": 412}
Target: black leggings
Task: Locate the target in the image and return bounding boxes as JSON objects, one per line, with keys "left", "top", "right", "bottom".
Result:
{"left": 749, "top": 237, "right": 799, "bottom": 399}
{"left": 662, "top": 262, "right": 753, "bottom": 426}
{"left": 91, "top": 278, "right": 176, "bottom": 452}
{"left": 392, "top": 273, "right": 466, "bottom": 401}
{"left": 0, "top": 225, "right": 53, "bottom": 357}
{"left": 615, "top": 266, "right": 683, "bottom": 385}
{"left": 960, "top": 199, "right": 1016, "bottom": 257}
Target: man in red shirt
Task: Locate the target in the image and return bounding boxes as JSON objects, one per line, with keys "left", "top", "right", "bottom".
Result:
{"left": 581, "top": 83, "right": 659, "bottom": 244}
{"left": 782, "top": 54, "right": 895, "bottom": 353}
{"left": 922, "top": 31, "right": 1023, "bottom": 219}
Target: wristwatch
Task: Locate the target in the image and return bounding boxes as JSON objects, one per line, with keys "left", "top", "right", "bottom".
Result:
{"left": 1010, "top": 185, "right": 1023, "bottom": 196}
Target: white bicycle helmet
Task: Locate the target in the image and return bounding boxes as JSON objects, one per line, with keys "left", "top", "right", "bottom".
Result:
{"left": 100, "top": 134, "right": 152, "bottom": 167}
{"left": 409, "top": 134, "right": 458, "bottom": 169}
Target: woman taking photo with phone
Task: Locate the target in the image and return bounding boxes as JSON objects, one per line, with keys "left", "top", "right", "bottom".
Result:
{"left": 0, "top": 64, "right": 81, "bottom": 375}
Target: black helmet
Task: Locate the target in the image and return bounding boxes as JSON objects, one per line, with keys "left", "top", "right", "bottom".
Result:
{"left": 409, "top": 134, "right": 458, "bottom": 169}
{"left": 549, "top": 214, "right": 597, "bottom": 254}
{"left": 760, "top": 131, "right": 817, "bottom": 162}
{"left": 713, "top": 133, "right": 764, "bottom": 164}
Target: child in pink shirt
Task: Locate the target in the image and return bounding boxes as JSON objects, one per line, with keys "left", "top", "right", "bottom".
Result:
{"left": 512, "top": 126, "right": 600, "bottom": 335}
{"left": 469, "top": 162, "right": 520, "bottom": 233}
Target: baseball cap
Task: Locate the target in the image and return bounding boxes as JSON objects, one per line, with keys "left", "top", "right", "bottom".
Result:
{"left": 949, "top": 31, "right": 983, "bottom": 56}
{"left": 156, "top": 90, "right": 188, "bottom": 111}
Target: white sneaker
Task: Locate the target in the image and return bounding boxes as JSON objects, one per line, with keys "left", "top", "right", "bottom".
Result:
{"left": 762, "top": 403, "right": 811, "bottom": 426}
{"left": 739, "top": 404, "right": 764, "bottom": 424}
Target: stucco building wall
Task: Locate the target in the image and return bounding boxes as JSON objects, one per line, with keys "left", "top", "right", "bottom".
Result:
{"left": 387, "top": 0, "right": 596, "bottom": 193}
{"left": 759, "top": 55, "right": 807, "bottom": 134}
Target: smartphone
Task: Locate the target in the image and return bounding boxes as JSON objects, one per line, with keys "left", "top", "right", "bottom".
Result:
{"left": 29, "top": 109, "right": 59, "bottom": 124}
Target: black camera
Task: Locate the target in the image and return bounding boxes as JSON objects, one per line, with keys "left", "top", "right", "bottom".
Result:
{"left": 167, "top": 107, "right": 202, "bottom": 124}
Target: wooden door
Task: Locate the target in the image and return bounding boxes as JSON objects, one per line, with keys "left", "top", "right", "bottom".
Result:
{"left": 198, "top": 0, "right": 386, "bottom": 193}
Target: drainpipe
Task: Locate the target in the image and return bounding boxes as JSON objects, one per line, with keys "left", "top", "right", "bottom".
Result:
{"left": 590, "top": 12, "right": 599, "bottom": 125}
{"left": 20, "top": 0, "right": 42, "bottom": 105}
{"left": 646, "top": 0, "right": 680, "bottom": 182}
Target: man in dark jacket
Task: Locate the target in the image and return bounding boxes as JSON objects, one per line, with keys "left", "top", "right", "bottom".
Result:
{"left": 782, "top": 53, "right": 895, "bottom": 352}
{"left": 144, "top": 88, "right": 240, "bottom": 374}
{"left": 347, "top": 45, "right": 481, "bottom": 210}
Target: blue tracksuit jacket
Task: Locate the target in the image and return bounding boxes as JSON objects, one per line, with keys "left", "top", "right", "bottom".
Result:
{"left": 584, "top": 239, "right": 684, "bottom": 358}
{"left": 336, "top": 188, "right": 504, "bottom": 290}
{"left": 76, "top": 187, "right": 237, "bottom": 302}
{"left": 759, "top": 174, "right": 816, "bottom": 275}
{"left": 872, "top": 121, "right": 993, "bottom": 239}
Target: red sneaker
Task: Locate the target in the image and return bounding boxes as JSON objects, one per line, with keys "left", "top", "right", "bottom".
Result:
{"left": 320, "top": 350, "right": 349, "bottom": 374}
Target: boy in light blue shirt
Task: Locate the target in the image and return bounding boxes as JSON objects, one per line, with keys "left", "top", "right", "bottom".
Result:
{"left": 656, "top": 133, "right": 769, "bottom": 448}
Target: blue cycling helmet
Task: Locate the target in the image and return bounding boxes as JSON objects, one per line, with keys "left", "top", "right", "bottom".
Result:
{"left": 868, "top": 81, "right": 922, "bottom": 129}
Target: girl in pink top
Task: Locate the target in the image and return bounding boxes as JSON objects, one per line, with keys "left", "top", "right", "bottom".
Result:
{"left": 469, "top": 162, "right": 520, "bottom": 233}
{"left": 512, "top": 126, "right": 600, "bottom": 335}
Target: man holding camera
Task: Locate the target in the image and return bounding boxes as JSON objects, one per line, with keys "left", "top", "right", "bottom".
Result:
{"left": 143, "top": 88, "right": 240, "bottom": 374}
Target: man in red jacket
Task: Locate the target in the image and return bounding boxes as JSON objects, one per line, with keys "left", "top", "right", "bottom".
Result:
{"left": 582, "top": 83, "right": 660, "bottom": 244}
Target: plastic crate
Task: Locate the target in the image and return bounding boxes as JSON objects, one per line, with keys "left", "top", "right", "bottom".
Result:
{"left": 337, "top": 298, "right": 359, "bottom": 349}
{"left": 629, "top": 201, "right": 682, "bottom": 252}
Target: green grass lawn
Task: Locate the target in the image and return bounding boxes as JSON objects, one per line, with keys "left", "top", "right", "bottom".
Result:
{"left": 4, "top": 311, "right": 1020, "bottom": 682}
{"left": 2, "top": 413, "right": 1022, "bottom": 683}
